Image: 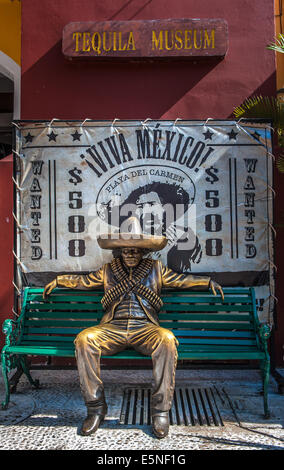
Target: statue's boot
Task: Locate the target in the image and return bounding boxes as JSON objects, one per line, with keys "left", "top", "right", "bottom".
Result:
{"left": 152, "top": 411, "right": 169, "bottom": 439}
{"left": 80, "top": 403, "right": 108, "bottom": 436}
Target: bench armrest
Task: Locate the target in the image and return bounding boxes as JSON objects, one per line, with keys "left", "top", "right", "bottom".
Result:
{"left": 2, "top": 319, "right": 20, "bottom": 347}
{"left": 257, "top": 323, "right": 271, "bottom": 355}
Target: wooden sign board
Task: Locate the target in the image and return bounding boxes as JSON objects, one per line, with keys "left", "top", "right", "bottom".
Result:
{"left": 62, "top": 18, "right": 228, "bottom": 60}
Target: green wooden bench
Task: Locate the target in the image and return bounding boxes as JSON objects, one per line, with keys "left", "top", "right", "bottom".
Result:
{"left": 1, "top": 286, "right": 271, "bottom": 417}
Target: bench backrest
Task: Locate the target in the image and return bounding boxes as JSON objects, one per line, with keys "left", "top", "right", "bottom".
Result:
{"left": 19, "top": 287, "right": 260, "bottom": 351}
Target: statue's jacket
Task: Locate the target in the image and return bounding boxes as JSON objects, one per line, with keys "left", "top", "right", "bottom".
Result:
{"left": 57, "top": 260, "right": 211, "bottom": 326}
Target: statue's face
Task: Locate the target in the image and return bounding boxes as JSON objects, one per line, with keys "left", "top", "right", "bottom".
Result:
{"left": 121, "top": 248, "right": 143, "bottom": 268}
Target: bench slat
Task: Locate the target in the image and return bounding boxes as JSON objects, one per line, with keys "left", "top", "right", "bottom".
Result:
{"left": 3, "top": 287, "right": 265, "bottom": 367}
{"left": 24, "top": 312, "right": 253, "bottom": 322}
{"left": 26, "top": 303, "right": 253, "bottom": 312}
{"left": 24, "top": 319, "right": 255, "bottom": 331}
{"left": 6, "top": 345, "right": 264, "bottom": 360}
{"left": 23, "top": 327, "right": 256, "bottom": 338}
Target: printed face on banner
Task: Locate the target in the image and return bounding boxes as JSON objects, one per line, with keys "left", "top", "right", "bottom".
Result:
{"left": 15, "top": 120, "right": 274, "bottom": 322}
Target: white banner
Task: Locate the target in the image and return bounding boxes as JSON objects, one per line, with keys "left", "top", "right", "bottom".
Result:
{"left": 14, "top": 120, "right": 274, "bottom": 323}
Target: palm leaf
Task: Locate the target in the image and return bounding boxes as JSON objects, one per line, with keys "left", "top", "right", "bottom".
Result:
{"left": 276, "top": 155, "right": 284, "bottom": 173}
{"left": 233, "top": 95, "right": 284, "bottom": 131}
{"left": 267, "top": 34, "right": 284, "bottom": 53}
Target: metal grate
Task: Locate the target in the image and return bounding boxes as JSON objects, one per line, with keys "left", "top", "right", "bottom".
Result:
{"left": 120, "top": 387, "right": 224, "bottom": 426}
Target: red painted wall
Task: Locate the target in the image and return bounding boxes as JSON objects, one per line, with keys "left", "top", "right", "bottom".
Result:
{"left": 21, "top": 0, "right": 276, "bottom": 120}
{"left": 3, "top": 0, "right": 282, "bottom": 365}
{"left": 0, "top": 156, "right": 14, "bottom": 347}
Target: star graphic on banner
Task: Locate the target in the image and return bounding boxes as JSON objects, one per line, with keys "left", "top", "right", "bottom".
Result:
{"left": 203, "top": 129, "right": 214, "bottom": 140}
{"left": 47, "top": 131, "right": 58, "bottom": 142}
{"left": 24, "top": 132, "right": 34, "bottom": 143}
{"left": 71, "top": 130, "right": 82, "bottom": 141}
{"left": 227, "top": 129, "right": 238, "bottom": 140}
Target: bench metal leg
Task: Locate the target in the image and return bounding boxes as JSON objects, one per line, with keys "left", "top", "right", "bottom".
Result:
{"left": 19, "top": 356, "right": 40, "bottom": 390}
{"left": 263, "top": 360, "right": 270, "bottom": 419}
{"left": 260, "top": 359, "right": 270, "bottom": 419}
{"left": 9, "top": 366, "right": 24, "bottom": 393}
{"left": 1, "top": 352, "right": 11, "bottom": 410}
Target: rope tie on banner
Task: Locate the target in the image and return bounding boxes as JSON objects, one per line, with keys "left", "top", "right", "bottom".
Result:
{"left": 12, "top": 281, "right": 21, "bottom": 296}
{"left": 141, "top": 118, "right": 152, "bottom": 129}
{"left": 81, "top": 118, "right": 92, "bottom": 126}
{"left": 12, "top": 308, "right": 20, "bottom": 318}
{"left": 268, "top": 222, "right": 277, "bottom": 237}
{"left": 12, "top": 177, "right": 23, "bottom": 191}
{"left": 266, "top": 150, "right": 275, "bottom": 161}
{"left": 12, "top": 122, "right": 21, "bottom": 129}
{"left": 173, "top": 118, "right": 183, "bottom": 127}
{"left": 12, "top": 250, "right": 26, "bottom": 271}
{"left": 203, "top": 117, "right": 214, "bottom": 128}
{"left": 111, "top": 118, "right": 120, "bottom": 135}
{"left": 269, "top": 293, "right": 278, "bottom": 304}
{"left": 48, "top": 118, "right": 60, "bottom": 127}
{"left": 267, "top": 185, "right": 276, "bottom": 197}
{"left": 12, "top": 212, "right": 24, "bottom": 230}
{"left": 12, "top": 149, "right": 24, "bottom": 159}
{"left": 268, "top": 259, "right": 277, "bottom": 272}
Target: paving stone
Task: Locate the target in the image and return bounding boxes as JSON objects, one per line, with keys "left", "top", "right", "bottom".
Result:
{"left": 0, "top": 368, "right": 284, "bottom": 450}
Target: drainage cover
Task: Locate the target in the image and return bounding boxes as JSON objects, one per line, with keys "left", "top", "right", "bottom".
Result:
{"left": 120, "top": 387, "right": 224, "bottom": 426}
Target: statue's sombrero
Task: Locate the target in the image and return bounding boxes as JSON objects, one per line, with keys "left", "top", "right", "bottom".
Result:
{"left": 97, "top": 217, "right": 168, "bottom": 252}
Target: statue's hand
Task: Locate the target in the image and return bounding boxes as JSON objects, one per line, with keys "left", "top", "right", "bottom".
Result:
{"left": 210, "top": 280, "right": 224, "bottom": 301}
{"left": 43, "top": 279, "right": 57, "bottom": 300}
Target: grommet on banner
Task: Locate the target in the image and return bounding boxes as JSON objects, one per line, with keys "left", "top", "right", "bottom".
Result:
{"left": 12, "top": 281, "right": 21, "bottom": 296}
{"left": 111, "top": 118, "right": 120, "bottom": 134}
{"left": 173, "top": 118, "right": 182, "bottom": 127}
{"left": 12, "top": 250, "right": 26, "bottom": 271}
{"left": 81, "top": 118, "right": 92, "bottom": 126}
{"left": 141, "top": 118, "right": 152, "bottom": 129}
{"left": 12, "top": 177, "right": 23, "bottom": 191}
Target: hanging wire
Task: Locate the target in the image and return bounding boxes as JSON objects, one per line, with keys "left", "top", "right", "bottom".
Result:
{"left": 270, "top": 293, "right": 279, "bottom": 304}
{"left": 12, "top": 176, "right": 23, "bottom": 191}
{"left": 267, "top": 184, "right": 276, "bottom": 197}
{"left": 12, "top": 281, "right": 21, "bottom": 296}
{"left": 268, "top": 222, "right": 277, "bottom": 237}
{"left": 12, "top": 212, "right": 24, "bottom": 231}
{"left": 81, "top": 118, "right": 92, "bottom": 126}
{"left": 268, "top": 259, "right": 277, "bottom": 272}
{"left": 12, "top": 149, "right": 24, "bottom": 159}
{"left": 203, "top": 117, "right": 214, "bottom": 128}
{"left": 141, "top": 118, "right": 152, "bottom": 129}
{"left": 48, "top": 118, "right": 60, "bottom": 127}
{"left": 111, "top": 118, "right": 120, "bottom": 134}
{"left": 12, "top": 250, "right": 26, "bottom": 271}
{"left": 12, "top": 308, "right": 20, "bottom": 318}
{"left": 173, "top": 118, "right": 183, "bottom": 127}
{"left": 12, "top": 121, "right": 21, "bottom": 129}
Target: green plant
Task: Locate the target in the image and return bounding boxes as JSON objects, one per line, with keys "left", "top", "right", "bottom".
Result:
{"left": 233, "top": 34, "right": 284, "bottom": 172}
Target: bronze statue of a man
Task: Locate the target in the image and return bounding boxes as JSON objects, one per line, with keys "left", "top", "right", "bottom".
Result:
{"left": 43, "top": 218, "right": 224, "bottom": 438}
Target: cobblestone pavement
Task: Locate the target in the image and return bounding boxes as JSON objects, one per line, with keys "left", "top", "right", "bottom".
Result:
{"left": 0, "top": 368, "right": 284, "bottom": 451}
